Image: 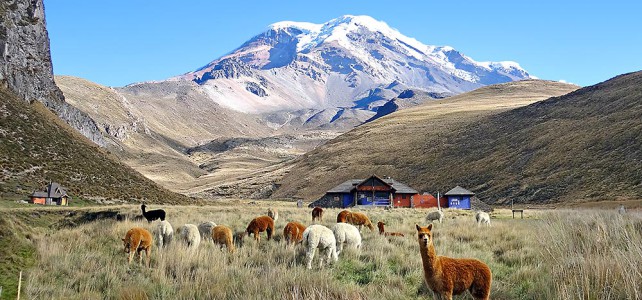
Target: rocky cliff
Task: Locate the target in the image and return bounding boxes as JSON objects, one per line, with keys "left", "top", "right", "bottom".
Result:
{"left": 0, "top": 0, "right": 104, "bottom": 145}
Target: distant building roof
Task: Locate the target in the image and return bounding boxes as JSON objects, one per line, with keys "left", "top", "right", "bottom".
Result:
{"left": 31, "top": 191, "right": 48, "bottom": 198}
{"left": 444, "top": 186, "right": 475, "bottom": 196}
{"left": 326, "top": 176, "right": 418, "bottom": 194}
{"left": 30, "top": 182, "right": 68, "bottom": 198}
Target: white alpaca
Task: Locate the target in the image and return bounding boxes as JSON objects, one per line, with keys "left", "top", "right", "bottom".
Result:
{"left": 267, "top": 208, "right": 279, "bottom": 222}
{"left": 332, "top": 222, "right": 362, "bottom": 255}
{"left": 198, "top": 221, "right": 217, "bottom": 241}
{"left": 177, "top": 224, "right": 201, "bottom": 248}
{"left": 475, "top": 211, "right": 491, "bottom": 227}
{"left": 154, "top": 220, "right": 174, "bottom": 248}
{"left": 425, "top": 209, "right": 444, "bottom": 224}
{"left": 302, "top": 225, "right": 338, "bottom": 269}
{"left": 618, "top": 205, "right": 626, "bottom": 215}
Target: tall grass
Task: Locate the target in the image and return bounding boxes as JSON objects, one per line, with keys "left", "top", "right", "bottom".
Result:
{"left": 538, "top": 210, "right": 642, "bottom": 300}
{"left": 22, "top": 204, "right": 642, "bottom": 299}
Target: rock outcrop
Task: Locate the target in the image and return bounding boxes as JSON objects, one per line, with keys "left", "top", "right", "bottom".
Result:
{"left": 0, "top": 0, "right": 104, "bottom": 145}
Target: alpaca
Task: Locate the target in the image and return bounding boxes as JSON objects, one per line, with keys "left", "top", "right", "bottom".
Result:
{"left": 337, "top": 210, "right": 351, "bottom": 223}
{"left": 302, "top": 224, "right": 338, "bottom": 269}
{"left": 416, "top": 224, "right": 492, "bottom": 300}
{"left": 122, "top": 227, "right": 153, "bottom": 267}
{"left": 140, "top": 204, "right": 166, "bottom": 222}
{"left": 618, "top": 205, "right": 626, "bottom": 215}
{"left": 154, "top": 220, "right": 174, "bottom": 248}
{"left": 425, "top": 209, "right": 444, "bottom": 224}
{"left": 267, "top": 208, "right": 279, "bottom": 222}
{"left": 377, "top": 221, "right": 405, "bottom": 237}
{"left": 212, "top": 225, "right": 235, "bottom": 253}
{"left": 283, "top": 221, "right": 307, "bottom": 246}
{"left": 246, "top": 216, "right": 274, "bottom": 242}
{"left": 331, "top": 222, "right": 362, "bottom": 255}
{"left": 198, "top": 221, "right": 217, "bottom": 241}
{"left": 177, "top": 224, "right": 201, "bottom": 248}
{"left": 348, "top": 212, "right": 375, "bottom": 231}
{"left": 312, "top": 206, "right": 324, "bottom": 222}
{"left": 475, "top": 211, "right": 491, "bottom": 227}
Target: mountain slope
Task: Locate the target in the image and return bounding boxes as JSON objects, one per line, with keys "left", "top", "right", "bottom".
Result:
{"left": 0, "top": 85, "right": 191, "bottom": 204}
{"left": 272, "top": 79, "right": 582, "bottom": 202}
{"left": 173, "top": 15, "right": 531, "bottom": 114}
{"left": 56, "top": 76, "right": 340, "bottom": 198}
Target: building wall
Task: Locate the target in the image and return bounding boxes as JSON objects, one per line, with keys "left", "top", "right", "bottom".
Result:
{"left": 393, "top": 194, "right": 412, "bottom": 207}
{"left": 447, "top": 196, "right": 471, "bottom": 209}
{"left": 413, "top": 194, "right": 448, "bottom": 208}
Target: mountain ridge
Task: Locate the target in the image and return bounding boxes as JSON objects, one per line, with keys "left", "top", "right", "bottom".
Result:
{"left": 169, "top": 15, "right": 531, "bottom": 114}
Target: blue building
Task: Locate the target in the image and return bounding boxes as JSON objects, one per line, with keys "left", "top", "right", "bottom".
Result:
{"left": 444, "top": 186, "right": 474, "bottom": 210}
{"left": 322, "top": 175, "right": 418, "bottom": 208}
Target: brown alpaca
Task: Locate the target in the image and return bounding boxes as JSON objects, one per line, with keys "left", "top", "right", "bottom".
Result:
{"left": 348, "top": 212, "right": 375, "bottom": 231}
{"left": 246, "top": 216, "right": 274, "bottom": 242}
{"left": 212, "top": 225, "right": 235, "bottom": 253}
{"left": 312, "top": 207, "right": 324, "bottom": 222}
{"left": 416, "top": 224, "right": 492, "bottom": 300}
{"left": 337, "top": 210, "right": 352, "bottom": 223}
{"left": 122, "top": 227, "right": 153, "bottom": 267}
{"left": 283, "top": 221, "right": 307, "bottom": 246}
{"left": 377, "top": 221, "right": 405, "bottom": 237}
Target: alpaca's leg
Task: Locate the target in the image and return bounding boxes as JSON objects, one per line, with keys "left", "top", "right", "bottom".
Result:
{"left": 319, "top": 248, "right": 326, "bottom": 268}
{"left": 128, "top": 250, "right": 134, "bottom": 264}
{"left": 325, "top": 247, "right": 334, "bottom": 266}
{"left": 305, "top": 247, "right": 316, "bottom": 269}
{"left": 137, "top": 248, "right": 143, "bottom": 265}
{"left": 145, "top": 247, "right": 151, "bottom": 267}
{"left": 440, "top": 291, "right": 453, "bottom": 300}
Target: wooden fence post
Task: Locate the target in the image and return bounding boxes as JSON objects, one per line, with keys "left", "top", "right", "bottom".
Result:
{"left": 17, "top": 271, "right": 22, "bottom": 300}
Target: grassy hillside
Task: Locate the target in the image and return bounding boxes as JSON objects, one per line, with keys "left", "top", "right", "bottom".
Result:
{"left": 0, "top": 85, "right": 191, "bottom": 204}
{"left": 432, "top": 71, "right": 642, "bottom": 204}
{"left": 273, "top": 79, "right": 580, "bottom": 203}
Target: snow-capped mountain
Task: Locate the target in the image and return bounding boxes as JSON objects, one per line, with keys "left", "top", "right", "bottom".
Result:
{"left": 172, "top": 15, "right": 531, "bottom": 114}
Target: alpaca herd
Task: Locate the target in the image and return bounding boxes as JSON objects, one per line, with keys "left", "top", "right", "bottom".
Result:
{"left": 121, "top": 204, "right": 494, "bottom": 297}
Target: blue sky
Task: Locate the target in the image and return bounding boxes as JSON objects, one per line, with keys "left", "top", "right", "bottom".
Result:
{"left": 45, "top": 0, "right": 642, "bottom": 87}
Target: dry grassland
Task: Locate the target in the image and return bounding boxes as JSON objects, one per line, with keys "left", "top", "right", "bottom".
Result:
{"left": 22, "top": 203, "right": 641, "bottom": 300}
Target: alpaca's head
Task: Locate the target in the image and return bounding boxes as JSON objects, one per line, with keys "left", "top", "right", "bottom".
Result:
{"left": 234, "top": 232, "right": 245, "bottom": 247}
{"left": 377, "top": 221, "right": 386, "bottom": 233}
{"left": 416, "top": 224, "right": 433, "bottom": 247}
{"left": 122, "top": 238, "right": 131, "bottom": 253}
{"left": 141, "top": 204, "right": 146, "bottom": 211}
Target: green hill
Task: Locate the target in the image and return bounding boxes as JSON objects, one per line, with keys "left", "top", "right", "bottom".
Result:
{"left": 272, "top": 74, "right": 642, "bottom": 204}
{"left": 0, "top": 85, "right": 191, "bottom": 204}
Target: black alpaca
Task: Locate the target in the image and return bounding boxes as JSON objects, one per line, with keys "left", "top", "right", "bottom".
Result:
{"left": 141, "top": 204, "right": 166, "bottom": 222}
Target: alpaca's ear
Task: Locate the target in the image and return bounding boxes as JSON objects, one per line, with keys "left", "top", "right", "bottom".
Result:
{"left": 427, "top": 223, "right": 433, "bottom": 231}
{"left": 415, "top": 224, "right": 421, "bottom": 231}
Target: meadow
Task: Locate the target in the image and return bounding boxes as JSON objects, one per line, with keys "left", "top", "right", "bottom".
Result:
{"left": 18, "top": 202, "right": 642, "bottom": 300}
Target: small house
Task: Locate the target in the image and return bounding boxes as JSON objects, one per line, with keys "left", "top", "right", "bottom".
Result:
{"left": 30, "top": 182, "right": 69, "bottom": 206}
{"left": 324, "top": 175, "right": 418, "bottom": 208}
{"left": 444, "top": 186, "right": 474, "bottom": 209}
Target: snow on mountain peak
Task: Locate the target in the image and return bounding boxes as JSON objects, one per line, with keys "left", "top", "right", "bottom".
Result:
{"left": 268, "top": 21, "right": 321, "bottom": 33}
{"left": 175, "top": 15, "right": 532, "bottom": 114}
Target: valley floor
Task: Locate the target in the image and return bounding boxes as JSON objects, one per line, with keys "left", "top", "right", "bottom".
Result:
{"left": 1, "top": 202, "right": 640, "bottom": 299}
